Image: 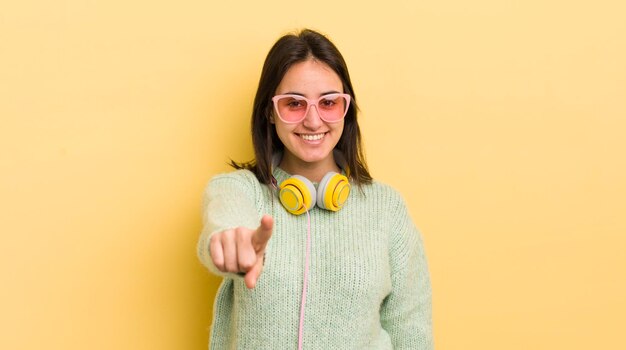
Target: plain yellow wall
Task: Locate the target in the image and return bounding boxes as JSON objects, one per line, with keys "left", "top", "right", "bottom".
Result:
{"left": 1, "top": 1, "right": 625, "bottom": 349}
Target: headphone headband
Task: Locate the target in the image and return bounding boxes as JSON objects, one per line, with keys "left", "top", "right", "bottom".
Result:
{"left": 271, "top": 149, "right": 349, "bottom": 177}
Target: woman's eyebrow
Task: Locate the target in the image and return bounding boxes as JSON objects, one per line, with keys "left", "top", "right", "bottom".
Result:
{"left": 281, "top": 90, "right": 342, "bottom": 97}
{"left": 282, "top": 91, "right": 306, "bottom": 96}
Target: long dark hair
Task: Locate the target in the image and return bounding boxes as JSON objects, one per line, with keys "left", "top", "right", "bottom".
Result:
{"left": 231, "top": 29, "right": 372, "bottom": 186}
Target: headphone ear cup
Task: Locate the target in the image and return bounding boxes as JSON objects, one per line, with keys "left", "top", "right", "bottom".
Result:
{"left": 279, "top": 175, "right": 316, "bottom": 215}
{"left": 317, "top": 172, "right": 351, "bottom": 211}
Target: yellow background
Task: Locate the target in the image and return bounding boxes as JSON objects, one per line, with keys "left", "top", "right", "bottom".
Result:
{"left": 1, "top": 1, "right": 625, "bottom": 349}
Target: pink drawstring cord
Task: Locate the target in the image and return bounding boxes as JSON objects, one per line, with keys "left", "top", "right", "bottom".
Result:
{"left": 297, "top": 209, "right": 311, "bottom": 350}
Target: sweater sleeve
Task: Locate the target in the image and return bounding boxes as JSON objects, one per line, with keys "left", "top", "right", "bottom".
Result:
{"left": 196, "top": 170, "right": 264, "bottom": 278}
{"left": 380, "top": 192, "right": 433, "bottom": 349}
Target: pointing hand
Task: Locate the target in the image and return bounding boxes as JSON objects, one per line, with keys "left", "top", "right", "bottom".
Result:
{"left": 209, "top": 215, "right": 274, "bottom": 289}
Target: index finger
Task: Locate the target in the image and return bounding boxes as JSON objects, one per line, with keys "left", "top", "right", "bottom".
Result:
{"left": 251, "top": 215, "right": 273, "bottom": 251}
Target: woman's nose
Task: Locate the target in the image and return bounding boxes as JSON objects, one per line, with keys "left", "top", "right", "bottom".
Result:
{"left": 302, "top": 104, "right": 323, "bottom": 129}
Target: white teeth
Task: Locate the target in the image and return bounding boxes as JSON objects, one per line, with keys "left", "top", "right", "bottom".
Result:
{"left": 300, "top": 133, "right": 324, "bottom": 141}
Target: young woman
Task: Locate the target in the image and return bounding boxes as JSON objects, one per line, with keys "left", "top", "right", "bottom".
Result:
{"left": 198, "top": 29, "right": 433, "bottom": 349}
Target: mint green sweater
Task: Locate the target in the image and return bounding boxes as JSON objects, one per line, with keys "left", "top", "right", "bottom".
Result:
{"left": 197, "top": 168, "right": 433, "bottom": 349}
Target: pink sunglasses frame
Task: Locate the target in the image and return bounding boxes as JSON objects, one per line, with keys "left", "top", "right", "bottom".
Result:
{"left": 271, "top": 93, "right": 351, "bottom": 124}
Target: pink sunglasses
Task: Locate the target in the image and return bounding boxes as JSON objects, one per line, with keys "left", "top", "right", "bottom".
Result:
{"left": 272, "top": 93, "right": 351, "bottom": 124}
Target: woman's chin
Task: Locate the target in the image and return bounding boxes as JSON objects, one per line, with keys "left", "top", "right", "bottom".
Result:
{"left": 286, "top": 147, "right": 334, "bottom": 165}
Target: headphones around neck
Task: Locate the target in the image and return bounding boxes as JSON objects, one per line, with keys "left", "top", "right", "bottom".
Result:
{"left": 273, "top": 151, "right": 351, "bottom": 215}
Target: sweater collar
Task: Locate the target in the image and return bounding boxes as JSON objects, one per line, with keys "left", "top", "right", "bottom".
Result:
{"left": 271, "top": 166, "right": 293, "bottom": 186}
{"left": 270, "top": 150, "right": 349, "bottom": 187}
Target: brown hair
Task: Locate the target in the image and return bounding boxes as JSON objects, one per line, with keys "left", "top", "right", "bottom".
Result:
{"left": 231, "top": 29, "right": 372, "bottom": 186}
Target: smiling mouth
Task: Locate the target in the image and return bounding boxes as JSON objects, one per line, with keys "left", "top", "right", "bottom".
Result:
{"left": 297, "top": 132, "right": 326, "bottom": 141}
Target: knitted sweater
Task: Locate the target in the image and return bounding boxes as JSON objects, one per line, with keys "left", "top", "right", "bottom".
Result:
{"left": 197, "top": 168, "right": 433, "bottom": 349}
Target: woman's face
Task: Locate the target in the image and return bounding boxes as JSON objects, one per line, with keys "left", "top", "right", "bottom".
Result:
{"left": 272, "top": 59, "right": 345, "bottom": 173}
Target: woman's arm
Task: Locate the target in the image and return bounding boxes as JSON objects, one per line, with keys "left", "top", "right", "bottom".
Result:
{"left": 380, "top": 195, "right": 433, "bottom": 349}
{"left": 197, "top": 171, "right": 270, "bottom": 287}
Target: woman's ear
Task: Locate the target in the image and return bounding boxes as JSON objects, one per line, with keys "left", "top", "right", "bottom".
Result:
{"left": 269, "top": 114, "right": 275, "bottom": 124}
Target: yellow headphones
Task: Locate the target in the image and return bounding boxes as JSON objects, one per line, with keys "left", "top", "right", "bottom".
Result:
{"left": 274, "top": 151, "right": 351, "bottom": 215}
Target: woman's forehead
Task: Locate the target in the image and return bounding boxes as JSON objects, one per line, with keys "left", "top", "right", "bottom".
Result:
{"left": 276, "top": 60, "right": 343, "bottom": 96}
